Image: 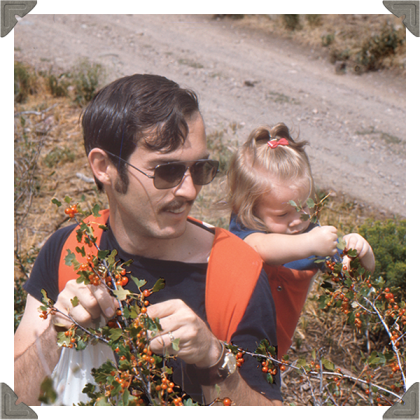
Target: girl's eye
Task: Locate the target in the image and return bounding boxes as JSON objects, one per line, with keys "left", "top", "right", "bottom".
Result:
{"left": 277, "top": 213, "right": 288, "bottom": 218}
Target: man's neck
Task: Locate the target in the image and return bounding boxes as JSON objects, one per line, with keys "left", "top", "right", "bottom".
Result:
{"left": 108, "top": 213, "right": 214, "bottom": 263}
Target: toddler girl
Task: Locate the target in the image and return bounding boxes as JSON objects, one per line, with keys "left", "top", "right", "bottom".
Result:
{"left": 226, "top": 123, "right": 375, "bottom": 356}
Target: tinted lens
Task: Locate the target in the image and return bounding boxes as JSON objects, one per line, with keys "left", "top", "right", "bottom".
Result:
{"left": 190, "top": 160, "right": 219, "bottom": 185}
{"left": 154, "top": 163, "right": 187, "bottom": 189}
{"left": 153, "top": 160, "right": 219, "bottom": 189}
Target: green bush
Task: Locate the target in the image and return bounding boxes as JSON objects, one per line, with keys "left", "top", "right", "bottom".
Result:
{"left": 283, "top": 14, "right": 300, "bottom": 31}
{"left": 72, "top": 59, "right": 105, "bottom": 106}
{"left": 356, "top": 23, "right": 405, "bottom": 71}
{"left": 14, "top": 61, "right": 36, "bottom": 103}
{"left": 358, "top": 219, "right": 406, "bottom": 293}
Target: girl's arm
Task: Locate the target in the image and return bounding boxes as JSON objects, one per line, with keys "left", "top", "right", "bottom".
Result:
{"left": 244, "top": 225, "right": 338, "bottom": 266}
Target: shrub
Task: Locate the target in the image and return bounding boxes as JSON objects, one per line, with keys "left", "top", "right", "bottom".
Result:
{"left": 357, "top": 219, "right": 406, "bottom": 293}
{"left": 14, "top": 61, "right": 36, "bottom": 103}
{"left": 356, "top": 23, "right": 405, "bottom": 71}
{"left": 283, "top": 15, "right": 300, "bottom": 31}
{"left": 306, "top": 14, "right": 322, "bottom": 27}
{"left": 72, "top": 59, "right": 105, "bottom": 106}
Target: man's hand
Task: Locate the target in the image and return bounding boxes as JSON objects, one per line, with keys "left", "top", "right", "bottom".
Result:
{"left": 342, "top": 233, "right": 375, "bottom": 272}
{"left": 147, "top": 299, "right": 222, "bottom": 367}
{"left": 307, "top": 225, "right": 338, "bottom": 257}
{"left": 52, "top": 280, "right": 118, "bottom": 329}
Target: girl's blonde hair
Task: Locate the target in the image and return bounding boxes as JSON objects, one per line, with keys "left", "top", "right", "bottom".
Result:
{"left": 226, "top": 123, "right": 314, "bottom": 231}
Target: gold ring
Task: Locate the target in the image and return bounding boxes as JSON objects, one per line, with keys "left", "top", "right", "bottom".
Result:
{"left": 168, "top": 331, "right": 175, "bottom": 343}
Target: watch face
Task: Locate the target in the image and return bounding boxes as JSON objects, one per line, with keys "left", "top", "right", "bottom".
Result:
{"left": 225, "top": 352, "right": 237, "bottom": 374}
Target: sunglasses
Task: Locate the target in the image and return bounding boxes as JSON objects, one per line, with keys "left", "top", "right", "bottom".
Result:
{"left": 106, "top": 151, "right": 219, "bottom": 190}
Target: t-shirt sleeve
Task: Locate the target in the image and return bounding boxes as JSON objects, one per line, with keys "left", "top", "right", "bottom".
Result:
{"left": 229, "top": 213, "right": 264, "bottom": 240}
{"left": 23, "top": 224, "right": 76, "bottom": 303}
{"left": 230, "top": 269, "right": 283, "bottom": 402}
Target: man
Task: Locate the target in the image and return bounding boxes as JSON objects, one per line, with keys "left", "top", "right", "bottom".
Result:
{"left": 14, "top": 74, "right": 282, "bottom": 406}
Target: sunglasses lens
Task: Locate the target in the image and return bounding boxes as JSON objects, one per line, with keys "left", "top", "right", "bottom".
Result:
{"left": 190, "top": 160, "right": 219, "bottom": 185}
{"left": 154, "top": 160, "right": 219, "bottom": 189}
{"left": 154, "top": 163, "right": 187, "bottom": 189}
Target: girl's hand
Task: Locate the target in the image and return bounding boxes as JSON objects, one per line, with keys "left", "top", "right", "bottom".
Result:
{"left": 342, "top": 233, "right": 375, "bottom": 272}
{"left": 308, "top": 225, "right": 338, "bottom": 257}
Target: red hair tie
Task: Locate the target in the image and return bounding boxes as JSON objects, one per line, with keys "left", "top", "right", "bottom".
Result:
{"left": 267, "top": 137, "right": 289, "bottom": 149}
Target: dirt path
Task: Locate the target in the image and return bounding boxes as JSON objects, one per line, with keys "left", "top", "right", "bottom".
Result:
{"left": 14, "top": 14, "right": 406, "bottom": 217}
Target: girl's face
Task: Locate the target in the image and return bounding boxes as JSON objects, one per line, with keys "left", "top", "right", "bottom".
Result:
{"left": 254, "top": 179, "right": 312, "bottom": 235}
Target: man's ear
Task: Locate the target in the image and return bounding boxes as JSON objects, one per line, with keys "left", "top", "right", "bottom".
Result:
{"left": 88, "top": 148, "right": 114, "bottom": 187}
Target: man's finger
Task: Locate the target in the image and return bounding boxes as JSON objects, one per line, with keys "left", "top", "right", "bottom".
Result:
{"left": 88, "top": 283, "right": 118, "bottom": 319}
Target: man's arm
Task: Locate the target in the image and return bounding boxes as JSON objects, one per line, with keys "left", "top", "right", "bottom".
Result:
{"left": 147, "top": 299, "right": 282, "bottom": 406}
{"left": 245, "top": 225, "right": 338, "bottom": 266}
{"left": 202, "top": 371, "right": 282, "bottom": 406}
{"left": 14, "top": 281, "right": 118, "bottom": 406}
{"left": 14, "top": 294, "right": 62, "bottom": 406}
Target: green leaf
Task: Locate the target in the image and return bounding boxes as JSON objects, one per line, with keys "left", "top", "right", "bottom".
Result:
{"left": 92, "top": 204, "right": 101, "bottom": 217}
{"left": 75, "top": 246, "right": 86, "bottom": 257}
{"left": 183, "top": 398, "right": 199, "bottom": 406}
{"left": 347, "top": 248, "right": 358, "bottom": 258}
{"left": 64, "top": 249, "right": 78, "bottom": 267}
{"left": 122, "top": 389, "right": 130, "bottom": 406}
{"left": 38, "top": 376, "right": 57, "bottom": 404}
{"left": 266, "top": 372, "right": 273, "bottom": 384}
{"left": 123, "top": 306, "right": 130, "bottom": 319}
{"left": 171, "top": 338, "right": 180, "bottom": 352}
{"left": 112, "top": 286, "right": 131, "bottom": 301}
{"left": 51, "top": 198, "right": 62, "bottom": 207}
{"left": 95, "top": 397, "right": 111, "bottom": 406}
{"left": 337, "top": 237, "right": 346, "bottom": 251}
{"left": 131, "top": 276, "right": 147, "bottom": 291}
{"left": 64, "top": 195, "right": 72, "bottom": 204}
{"left": 289, "top": 200, "right": 297, "bottom": 208}
{"left": 57, "top": 331, "right": 70, "bottom": 347}
{"left": 109, "top": 328, "right": 123, "bottom": 342}
{"left": 296, "top": 358, "right": 307, "bottom": 368}
{"left": 321, "top": 357, "right": 335, "bottom": 371}
{"left": 107, "top": 249, "right": 118, "bottom": 266}
{"left": 151, "top": 277, "right": 166, "bottom": 293}
{"left": 99, "top": 224, "right": 108, "bottom": 231}
{"left": 76, "top": 339, "right": 87, "bottom": 351}
{"left": 71, "top": 296, "right": 79, "bottom": 307}
{"left": 97, "top": 250, "right": 110, "bottom": 260}
{"left": 306, "top": 198, "right": 315, "bottom": 208}
{"left": 40, "top": 289, "right": 53, "bottom": 306}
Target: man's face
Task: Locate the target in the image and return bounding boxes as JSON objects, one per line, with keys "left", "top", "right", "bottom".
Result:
{"left": 109, "top": 112, "right": 209, "bottom": 242}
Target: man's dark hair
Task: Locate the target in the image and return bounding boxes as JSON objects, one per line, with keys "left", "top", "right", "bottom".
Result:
{"left": 82, "top": 74, "right": 200, "bottom": 192}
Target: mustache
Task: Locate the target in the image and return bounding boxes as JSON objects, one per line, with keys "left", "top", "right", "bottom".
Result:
{"left": 161, "top": 199, "right": 194, "bottom": 212}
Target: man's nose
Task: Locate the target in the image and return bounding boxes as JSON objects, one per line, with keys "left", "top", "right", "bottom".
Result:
{"left": 173, "top": 170, "right": 199, "bottom": 200}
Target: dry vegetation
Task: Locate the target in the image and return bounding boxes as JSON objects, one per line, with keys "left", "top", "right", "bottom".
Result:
{"left": 218, "top": 14, "right": 406, "bottom": 75}
{"left": 15, "top": 31, "right": 405, "bottom": 405}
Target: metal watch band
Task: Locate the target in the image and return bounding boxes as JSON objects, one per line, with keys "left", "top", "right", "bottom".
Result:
{"left": 191, "top": 341, "right": 236, "bottom": 386}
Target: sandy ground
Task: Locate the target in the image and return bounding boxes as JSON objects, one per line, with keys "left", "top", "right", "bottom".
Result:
{"left": 14, "top": 14, "right": 406, "bottom": 217}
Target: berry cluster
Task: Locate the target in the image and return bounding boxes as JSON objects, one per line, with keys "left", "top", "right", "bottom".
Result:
{"left": 235, "top": 352, "right": 245, "bottom": 368}
{"left": 64, "top": 204, "right": 79, "bottom": 218}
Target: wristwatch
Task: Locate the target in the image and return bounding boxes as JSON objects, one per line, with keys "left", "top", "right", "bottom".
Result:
{"left": 193, "top": 341, "right": 237, "bottom": 386}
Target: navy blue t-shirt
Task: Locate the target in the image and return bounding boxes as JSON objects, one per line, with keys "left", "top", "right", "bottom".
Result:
{"left": 24, "top": 220, "right": 282, "bottom": 403}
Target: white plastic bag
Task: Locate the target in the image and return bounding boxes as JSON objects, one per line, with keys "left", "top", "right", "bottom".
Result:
{"left": 46, "top": 341, "right": 115, "bottom": 406}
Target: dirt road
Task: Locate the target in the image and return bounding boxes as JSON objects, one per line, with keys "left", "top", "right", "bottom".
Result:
{"left": 14, "top": 14, "right": 406, "bottom": 217}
